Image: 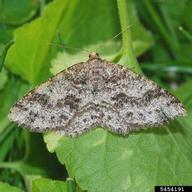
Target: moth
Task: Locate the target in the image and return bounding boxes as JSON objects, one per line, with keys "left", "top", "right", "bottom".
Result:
{"left": 8, "top": 52, "right": 186, "bottom": 137}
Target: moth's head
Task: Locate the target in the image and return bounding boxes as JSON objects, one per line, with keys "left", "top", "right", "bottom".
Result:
{"left": 89, "top": 52, "right": 100, "bottom": 60}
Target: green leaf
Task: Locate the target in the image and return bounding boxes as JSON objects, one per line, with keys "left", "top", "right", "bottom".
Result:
{"left": 57, "top": 0, "right": 153, "bottom": 49}
{"left": 0, "top": 24, "right": 14, "bottom": 44}
{"left": 0, "top": 78, "right": 28, "bottom": 133}
{"left": 0, "top": 70, "right": 8, "bottom": 90}
{"left": 56, "top": 0, "right": 120, "bottom": 48}
{"left": 183, "top": 1, "right": 192, "bottom": 31}
{"left": 5, "top": 0, "right": 68, "bottom": 84}
{"left": 0, "top": 0, "right": 38, "bottom": 25}
{"left": 0, "top": 182, "right": 23, "bottom": 192}
{"left": 45, "top": 125, "right": 192, "bottom": 192}
{"left": 32, "top": 178, "right": 67, "bottom": 192}
{"left": 126, "top": 1, "right": 154, "bottom": 57}
{"left": 5, "top": 0, "right": 153, "bottom": 85}
{"left": 24, "top": 175, "right": 42, "bottom": 192}
{"left": 44, "top": 133, "right": 63, "bottom": 153}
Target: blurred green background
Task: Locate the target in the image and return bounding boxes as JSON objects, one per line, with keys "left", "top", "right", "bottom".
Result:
{"left": 0, "top": 0, "right": 192, "bottom": 192}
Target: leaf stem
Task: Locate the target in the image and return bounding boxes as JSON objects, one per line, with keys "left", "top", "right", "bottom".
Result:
{"left": 66, "top": 178, "right": 77, "bottom": 192}
{"left": 143, "top": 1, "right": 180, "bottom": 59}
{"left": 0, "top": 161, "right": 24, "bottom": 177}
{"left": 40, "top": 0, "right": 46, "bottom": 15}
{"left": 117, "top": 0, "right": 142, "bottom": 74}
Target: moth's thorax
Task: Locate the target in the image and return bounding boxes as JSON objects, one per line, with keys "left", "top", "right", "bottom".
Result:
{"left": 87, "top": 58, "right": 109, "bottom": 90}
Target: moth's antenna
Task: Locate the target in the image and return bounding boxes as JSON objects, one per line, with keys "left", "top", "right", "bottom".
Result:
{"left": 48, "top": 42, "right": 90, "bottom": 53}
{"left": 95, "top": 25, "right": 132, "bottom": 52}
{"left": 48, "top": 29, "right": 90, "bottom": 53}
{"left": 111, "top": 25, "right": 132, "bottom": 40}
{"left": 49, "top": 26, "right": 132, "bottom": 54}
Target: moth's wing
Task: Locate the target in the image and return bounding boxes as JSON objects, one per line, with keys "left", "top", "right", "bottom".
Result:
{"left": 8, "top": 62, "right": 92, "bottom": 133}
{"left": 100, "top": 61, "right": 186, "bottom": 134}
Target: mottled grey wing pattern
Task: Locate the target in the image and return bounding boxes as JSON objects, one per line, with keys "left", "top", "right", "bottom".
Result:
{"left": 9, "top": 53, "right": 186, "bottom": 137}
{"left": 8, "top": 62, "right": 89, "bottom": 133}
{"left": 99, "top": 61, "right": 186, "bottom": 133}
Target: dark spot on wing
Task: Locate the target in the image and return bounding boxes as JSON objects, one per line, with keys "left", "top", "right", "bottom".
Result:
{"left": 109, "top": 75, "right": 120, "bottom": 83}
{"left": 73, "top": 76, "right": 87, "bottom": 85}
{"left": 83, "top": 118, "right": 87, "bottom": 122}
{"left": 112, "top": 88, "right": 172, "bottom": 108}
{"left": 142, "top": 88, "right": 163, "bottom": 104}
{"left": 15, "top": 102, "right": 24, "bottom": 108}
{"left": 29, "top": 93, "right": 50, "bottom": 106}
{"left": 126, "top": 112, "right": 133, "bottom": 118}
{"left": 51, "top": 116, "right": 55, "bottom": 120}
{"left": 31, "top": 93, "right": 41, "bottom": 101}
{"left": 29, "top": 118, "right": 35, "bottom": 123}
{"left": 39, "top": 94, "right": 49, "bottom": 106}
{"left": 47, "top": 103, "right": 53, "bottom": 108}
{"left": 23, "top": 107, "right": 28, "bottom": 111}
{"left": 91, "top": 115, "right": 97, "bottom": 119}
{"left": 111, "top": 93, "right": 127, "bottom": 100}
{"left": 60, "top": 114, "right": 68, "bottom": 121}
{"left": 14, "top": 102, "right": 28, "bottom": 111}
{"left": 111, "top": 93, "right": 138, "bottom": 108}
{"left": 170, "top": 98, "right": 180, "bottom": 104}
{"left": 56, "top": 98, "right": 65, "bottom": 108}
{"left": 155, "top": 109, "right": 160, "bottom": 113}
{"left": 138, "top": 112, "right": 145, "bottom": 120}
{"left": 64, "top": 95, "right": 81, "bottom": 111}
{"left": 56, "top": 95, "right": 81, "bottom": 111}
{"left": 48, "top": 87, "right": 53, "bottom": 93}
{"left": 107, "top": 66, "right": 126, "bottom": 84}
{"left": 29, "top": 111, "right": 39, "bottom": 118}
{"left": 28, "top": 111, "right": 39, "bottom": 123}
{"left": 35, "top": 126, "right": 40, "bottom": 131}
{"left": 107, "top": 115, "right": 112, "bottom": 120}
